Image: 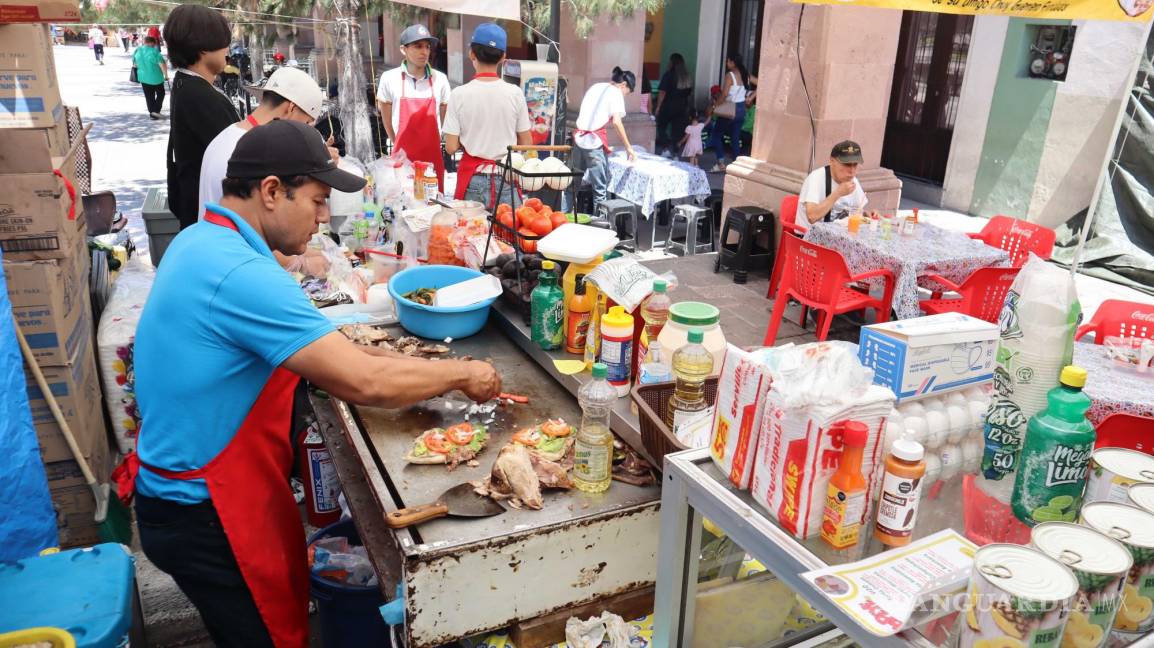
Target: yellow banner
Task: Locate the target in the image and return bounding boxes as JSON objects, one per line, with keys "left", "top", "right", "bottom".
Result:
{"left": 792, "top": 0, "right": 1154, "bottom": 21}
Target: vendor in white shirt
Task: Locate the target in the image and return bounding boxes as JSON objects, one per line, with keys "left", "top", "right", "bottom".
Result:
{"left": 796, "top": 140, "right": 878, "bottom": 227}
{"left": 376, "top": 24, "right": 451, "bottom": 193}
{"left": 571, "top": 68, "right": 637, "bottom": 208}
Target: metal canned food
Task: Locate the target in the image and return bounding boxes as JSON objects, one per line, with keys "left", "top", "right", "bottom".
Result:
{"left": 1079, "top": 502, "right": 1154, "bottom": 634}
{"left": 959, "top": 543, "right": 1078, "bottom": 648}
{"left": 1084, "top": 448, "right": 1154, "bottom": 506}
{"left": 1128, "top": 483, "right": 1154, "bottom": 516}
{"left": 1031, "top": 522, "right": 1132, "bottom": 648}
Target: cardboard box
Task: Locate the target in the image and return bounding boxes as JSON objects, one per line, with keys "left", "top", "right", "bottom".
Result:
{"left": 42, "top": 433, "right": 110, "bottom": 489}
{"left": 858, "top": 313, "right": 998, "bottom": 403}
{"left": 0, "top": 0, "right": 81, "bottom": 23}
{"left": 0, "top": 117, "right": 71, "bottom": 167}
{"left": 0, "top": 127, "right": 84, "bottom": 259}
{"left": 0, "top": 25, "right": 64, "bottom": 128}
{"left": 5, "top": 235, "right": 91, "bottom": 365}
{"left": 49, "top": 483, "right": 102, "bottom": 548}
{"left": 27, "top": 336, "right": 105, "bottom": 463}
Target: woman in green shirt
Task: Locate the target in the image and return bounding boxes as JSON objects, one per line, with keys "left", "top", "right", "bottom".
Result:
{"left": 133, "top": 37, "right": 169, "bottom": 119}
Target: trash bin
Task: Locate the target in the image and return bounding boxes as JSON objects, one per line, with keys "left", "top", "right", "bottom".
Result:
{"left": 308, "top": 519, "right": 391, "bottom": 648}
{"left": 141, "top": 187, "right": 180, "bottom": 266}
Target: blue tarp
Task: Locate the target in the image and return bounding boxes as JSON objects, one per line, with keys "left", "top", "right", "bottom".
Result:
{"left": 0, "top": 249, "right": 59, "bottom": 559}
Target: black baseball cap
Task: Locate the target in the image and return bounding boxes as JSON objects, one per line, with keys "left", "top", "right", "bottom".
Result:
{"left": 227, "top": 120, "right": 365, "bottom": 193}
{"left": 831, "top": 140, "right": 864, "bottom": 164}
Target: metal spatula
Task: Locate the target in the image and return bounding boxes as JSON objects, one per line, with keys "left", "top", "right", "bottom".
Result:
{"left": 385, "top": 483, "right": 505, "bottom": 529}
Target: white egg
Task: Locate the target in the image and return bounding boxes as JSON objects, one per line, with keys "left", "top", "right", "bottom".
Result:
{"left": 898, "top": 401, "right": 927, "bottom": 418}
{"left": 945, "top": 405, "right": 970, "bottom": 444}
{"left": 924, "top": 409, "right": 949, "bottom": 448}
{"left": 903, "top": 415, "right": 928, "bottom": 446}
{"left": 939, "top": 444, "right": 962, "bottom": 481}
{"left": 968, "top": 400, "right": 989, "bottom": 432}
{"left": 945, "top": 391, "right": 968, "bottom": 408}
{"left": 922, "top": 453, "right": 942, "bottom": 489}
{"left": 922, "top": 397, "right": 946, "bottom": 412}
{"left": 883, "top": 420, "right": 903, "bottom": 453}
{"left": 962, "top": 439, "right": 982, "bottom": 473}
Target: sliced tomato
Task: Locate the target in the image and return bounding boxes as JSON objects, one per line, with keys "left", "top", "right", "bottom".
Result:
{"left": 540, "top": 418, "right": 572, "bottom": 437}
{"left": 512, "top": 428, "right": 543, "bottom": 447}
{"left": 445, "top": 423, "right": 476, "bottom": 446}
{"left": 423, "top": 431, "right": 452, "bottom": 454}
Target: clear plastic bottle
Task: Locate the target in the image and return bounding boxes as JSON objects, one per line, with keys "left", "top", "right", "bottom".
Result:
{"left": 636, "top": 279, "right": 672, "bottom": 379}
{"left": 574, "top": 362, "right": 617, "bottom": 493}
{"left": 638, "top": 340, "right": 672, "bottom": 385}
{"left": 665, "top": 329, "right": 713, "bottom": 429}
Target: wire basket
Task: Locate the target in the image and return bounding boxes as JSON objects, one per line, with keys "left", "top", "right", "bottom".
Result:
{"left": 630, "top": 377, "right": 720, "bottom": 466}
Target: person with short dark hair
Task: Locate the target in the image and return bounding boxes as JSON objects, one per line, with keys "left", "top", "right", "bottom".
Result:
{"left": 163, "top": 4, "right": 238, "bottom": 230}
{"left": 571, "top": 67, "right": 637, "bottom": 207}
{"left": 126, "top": 119, "right": 501, "bottom": 648}
{"left": 133, "top": 35, "right": 168, "bottom": 119}
{"left": 654, "top": 53, "right": 692, "bottom": 157}
{"left": 88, "top": 25, "right": 105, "bottom": 64}
{"left": 376, "top": 24, "right": 451, "bottom": 191}
{"left": 797, "top": 140, "right": 876, "bottom": 228}
{"left": 442, "top": 23, "right": 532, "bottom": 207}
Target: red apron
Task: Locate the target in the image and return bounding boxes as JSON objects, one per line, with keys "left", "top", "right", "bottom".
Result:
{"left": 574, "top": 124, "right": 610, "bottom": 153}
{"left": 452, "top": 73, "right": 511, "bottom": 204}
{"left": 393, "top": 67, "right": 444, "bottom": 192}
{"left": 112, "top": 210, "right": 309, "bottom": 648}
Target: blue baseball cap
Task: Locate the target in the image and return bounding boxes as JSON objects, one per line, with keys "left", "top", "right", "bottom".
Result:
{"left": 471, "top": 22, "right": 506, "bottom": 52}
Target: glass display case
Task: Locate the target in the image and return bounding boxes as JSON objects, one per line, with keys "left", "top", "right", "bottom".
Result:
{"left": 652, "top": 448, "right": 1154, "bottom": 648}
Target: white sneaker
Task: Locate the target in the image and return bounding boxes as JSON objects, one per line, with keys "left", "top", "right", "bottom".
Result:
{"left": 710, "top": 163, "right": 725, "bottom": 173}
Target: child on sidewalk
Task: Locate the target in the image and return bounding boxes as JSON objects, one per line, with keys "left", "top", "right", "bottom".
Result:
{"left": 679, "top": 110, "right": 705, "bottom": 167}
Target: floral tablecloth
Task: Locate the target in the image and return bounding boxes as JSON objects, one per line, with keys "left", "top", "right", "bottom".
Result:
{"left": 605, "top": 152, "right": 712, "bottom": 217}
{"left": 804, "top": 221, "right": 1010, "bottom": 320}
{"left": 1074, "top": 342, "right": 1154, "bottom": 425}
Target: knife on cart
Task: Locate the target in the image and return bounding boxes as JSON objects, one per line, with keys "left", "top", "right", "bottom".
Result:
{"left": 385, "top": 483, "right": 505, "bottom": 529}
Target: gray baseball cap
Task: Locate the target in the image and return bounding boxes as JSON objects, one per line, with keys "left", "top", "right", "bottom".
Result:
{"left": 400, "top": 24, "right": 438, "bottom": 47}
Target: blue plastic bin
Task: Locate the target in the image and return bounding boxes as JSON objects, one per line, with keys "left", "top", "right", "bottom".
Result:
{"left": 387, "top": 265, "right": 495, "bottom": 339}
{"left": 309, "top": 519, "right": 391, "bottom": 648}
{"left": 0, "top": 543, "right": 134, "bottom": 648}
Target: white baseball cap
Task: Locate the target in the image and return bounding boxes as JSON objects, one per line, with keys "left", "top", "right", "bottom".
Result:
{"left": 249, "top": 67, "right": 323, "bottom": 120}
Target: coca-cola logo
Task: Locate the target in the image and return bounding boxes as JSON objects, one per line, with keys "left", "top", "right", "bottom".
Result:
{"left": 1132, "top": 310, "right": 1154, "bottom": 323}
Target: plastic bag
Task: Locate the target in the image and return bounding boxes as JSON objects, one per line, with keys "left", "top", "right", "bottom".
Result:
{"left": 564, "top": 611, "right": 634, "bottom": 648}
{"left": 585, "top": 257, "right": 679, "bottom": 312}
{"left": 309, "top": 536, "right": 377, "bottom": 587}
{"left": 329, "top": 156, "right": 367, "bottom": 217}
{"left": 754, "top": 341, "right": 875, "bottom": 410}
{"left": 364, "top": 249, "right": 418, "bottom": 284}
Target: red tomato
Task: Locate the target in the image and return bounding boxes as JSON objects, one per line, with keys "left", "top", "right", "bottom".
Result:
{"left": 445, "top": 423, "right": 476, "bottom": 445}
{"left": 528, "top": 215, "right": 553, "bottom": 237}
{"left": 424, "top": 431, "right": 451, "bottom": 454}
{"left": 550, "top": 212, "right": 568, "bottom": 230}
{"left": 517, "top": 227, "right": 539, "bottom": 253}
{"left": 497, "top": 203, "right": 512, "bottom": 215}
{"left": 512, "top": 428, "right": 542, "bottom": 446}
{"left": 540, "top": 419, "right": 572, "bottom": 438}
{"left": 514, "top": 206, "right": 536, "bottom": 229}
{"left": 524, "top": 197, "right": 544, "bottom": 211}
{"left": 497, "top": 211, "right": 515, "bottom": 233}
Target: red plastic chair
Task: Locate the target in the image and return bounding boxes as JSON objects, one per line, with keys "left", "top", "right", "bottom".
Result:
{"left": 1075, "top": 299, "right": 1154, "bottom": 343}
{"left": 767, "top": 194, "right": 805, "bottom": 298}
{"left": 919, "top": 267, "right": 1021, "bottom": 324}
{"left": 967, "top": 215, "right": 1056, "bottom": 267}
{"left": 763, "top": 235, "right": 895, "bottom": 345}
{"left": 1095, "top": 413, "right": 1154, "bottom": 455}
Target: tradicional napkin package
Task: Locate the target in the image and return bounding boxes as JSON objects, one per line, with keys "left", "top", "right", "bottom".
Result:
{"left": 709, "top": 344, "right": 772, "bottom": 489}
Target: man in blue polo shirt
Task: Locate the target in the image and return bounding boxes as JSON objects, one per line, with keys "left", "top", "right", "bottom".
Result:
{"left": 126, "top": 120, "right": 501, "bottom": 648}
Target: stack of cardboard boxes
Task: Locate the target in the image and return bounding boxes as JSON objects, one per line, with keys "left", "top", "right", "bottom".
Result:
{"left": 2, "top": 3, "right": 111, "bottom": 548}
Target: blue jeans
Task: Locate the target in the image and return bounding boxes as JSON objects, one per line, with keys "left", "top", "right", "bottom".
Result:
{"left": 570, "top": 146, "right": 609, "bottom": 208}
{"left": 710, "top": 102, "right": 746, "bottom": 163}
{"left": 463, "top": 173, "right": 515, "bottom": 211}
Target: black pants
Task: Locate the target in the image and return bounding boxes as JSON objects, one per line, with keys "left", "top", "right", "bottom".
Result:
{"left": 141, "top": 83, "right": 165, "bottom": 114}
{"left": 122, "top": 37, "right": 130, "bottom": 50}
{"left": 136, "top": 494, "right": 275, "bottom": 647}
{"left": 93, "top": 43, "right": 104, "bottom": 61}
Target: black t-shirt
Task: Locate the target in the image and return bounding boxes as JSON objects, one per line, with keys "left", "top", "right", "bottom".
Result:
{"left": 657, "top": 69, "right": 691, "bottom": 119}
{"left": 167, "top": 72, "right": 239, "bottom": 229}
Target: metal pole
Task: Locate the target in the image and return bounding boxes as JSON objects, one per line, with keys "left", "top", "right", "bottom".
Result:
{"left": 548, "top": 0, "right": 560, "bottom": 62}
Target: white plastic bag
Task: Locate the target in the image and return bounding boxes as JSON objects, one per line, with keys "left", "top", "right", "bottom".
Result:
{"left": 585, "top": 257, "right": 678, "bottom": 312}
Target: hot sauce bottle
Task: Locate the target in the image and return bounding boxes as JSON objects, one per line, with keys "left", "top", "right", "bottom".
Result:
{"left": 821, "top": 421, "right": 869, "bottom": 549}
{"left": 874, "top": 438, "right": 927, "bottom": 547}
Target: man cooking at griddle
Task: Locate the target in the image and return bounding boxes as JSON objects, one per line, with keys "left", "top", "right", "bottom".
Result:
{"left": 115, "top": 120, "right": 502, "bottom": 648}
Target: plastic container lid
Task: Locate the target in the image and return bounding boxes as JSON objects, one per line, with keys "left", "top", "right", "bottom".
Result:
{"left": 843, "top": 421, "right": 868, "bottom": 447}
{"left": 653, "top": 279, "right": 667, "bottom": 293}
{"left": 687, "top": 329, "right": 704, "bottom": 343}
{"left": 669, "top": 302, "right": 720, "bottom": 327}
{"left": 591, "top": 363, "right": 607, "bottom": 378}
{"left": 537, "top": 223, "right": 619, "bottom": 264}
{"left": 1060, "top": 365, "right": 1087, "bottom": 388}
{"left": 602, "top": 305, "right": 632, "bottom": 328}
{"left": 890, "top": 438, "right": 924, "bottom": 462}
{"left": 1031, "top": 522, "right": 1133, "bottom": 576}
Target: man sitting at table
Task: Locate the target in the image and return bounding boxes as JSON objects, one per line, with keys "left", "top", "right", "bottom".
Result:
{"left": 796, "top": 140, "right": 879, "bottom": 227}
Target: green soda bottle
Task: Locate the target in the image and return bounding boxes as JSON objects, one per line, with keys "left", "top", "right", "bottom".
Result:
{"left": 1011, "top": 365, "right": 1096, "bottom": 526}
{"left": 531, "top": 260, "right": 564, "bottom": 350}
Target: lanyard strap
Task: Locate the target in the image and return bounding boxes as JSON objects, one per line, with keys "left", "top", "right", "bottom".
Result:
{"left": 246, "top": 114, "right": 260, "bottom": 128}
{"left": 474, "top": 72, "right": 499, "bottom": 80}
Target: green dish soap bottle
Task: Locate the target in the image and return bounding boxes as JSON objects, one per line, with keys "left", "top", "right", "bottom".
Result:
{"left": 531, "top": 260, "right": 564, "bottom": 350}
{"left": 1011, "top": 365, "right": 1095, "bottom": 526}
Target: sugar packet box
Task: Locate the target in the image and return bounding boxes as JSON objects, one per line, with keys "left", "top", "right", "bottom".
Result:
{"left": 749, "top": 387, "right": 893, "bottom": 539}
{"left": 709, "top": 344, "right": 771, "bottom": 489}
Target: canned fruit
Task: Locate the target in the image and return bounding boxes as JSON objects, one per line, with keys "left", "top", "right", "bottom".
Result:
{"left": 1085, "top": 448, "right": 1154, "bottom": 506}
{"left": 1060, "top": 611, "right": 1103, "bottom": 648}
{"left": 974, "top": 639, "right": 1025, "bottom": 648}
{"left": 1115, "top": 584, "right": 1154, "bottom": 632}
{"left": 961, "top": 545, "right": 1078, "bottom": 648}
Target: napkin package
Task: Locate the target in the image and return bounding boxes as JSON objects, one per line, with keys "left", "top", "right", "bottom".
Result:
{"left": 709, "top": 345, "right": 772, "bottom": 489}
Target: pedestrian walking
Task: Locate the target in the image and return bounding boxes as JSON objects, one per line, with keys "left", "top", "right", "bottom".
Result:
{"left": 133, "top": 36, "right": 168, "bottom": 119}
{"left": 119, "top": 27, "right": 130, "bottom": 51}
{"left": 88, "top": 25, "right": 105, "bottom": 64}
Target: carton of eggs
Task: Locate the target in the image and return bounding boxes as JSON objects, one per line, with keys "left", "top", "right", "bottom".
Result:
{"left": 961, "top": 438, "right": 982, "bottom": 474}
{"left": 922, "top": 453, "right": 942, "bottom": 490}
{"left": 541, "top": 156, "right": 573, "bottom": 190}
{"left": 923, "top": 409, "right": 949, "bottom": 449}
{"left": 939, "top": 444, "right": 963, "bottom": 481}
{"left": 945, "top": 405, "right": 970, "bottom": 445}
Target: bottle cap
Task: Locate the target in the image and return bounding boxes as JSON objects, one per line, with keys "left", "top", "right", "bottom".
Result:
{"left": 602, "top": 305, "right": 633, "bottom": 327}
{"left": 1060, "top": 365, "right": 1087, "bottom": 389}
{"left": 669, "top": 301, "right": 720, "bottom": 327}
{"left": 542, "top": 260, "right": 555, "bottom": 271}
{"left": 653, "top": 279, "right": 667, "bottom": 293}
{"left": 891, "top": 438, "right": 925, "bottom": 463}
{"left": 574, "top": 274, "right": 586, "bottom": 294}
{"left": 842, "top": 421, "right": 868, "bottom": 447}
{"left": 687, "top": 329, "right": 704, "bottom": 344}
{"left": 591, "top": 363, "right": 607, "bottom": 379}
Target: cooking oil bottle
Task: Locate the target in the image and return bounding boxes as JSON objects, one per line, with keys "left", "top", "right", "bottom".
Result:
{"left": 574, "top": 363, "right": 616, "bottom": 493}
{"left": 665, "top": 329, "right": 713, "bottom": 430}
